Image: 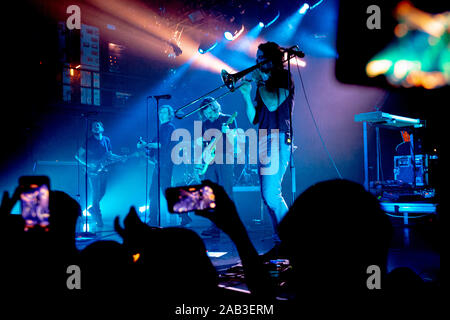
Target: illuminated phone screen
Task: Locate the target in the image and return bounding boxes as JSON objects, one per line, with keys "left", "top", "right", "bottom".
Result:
{"left": 168, "top": 185, "right": 216, "bottom": 213}
{"left": 20, "top": 183, "right": 50, "bottom": 231}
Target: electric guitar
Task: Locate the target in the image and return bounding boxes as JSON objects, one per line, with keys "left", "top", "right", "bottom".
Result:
{"left": 83, "top": 151, "right": 139, "bottom": 176}
{"left": 197, "top": 112, "right": 238, "bottom": 176}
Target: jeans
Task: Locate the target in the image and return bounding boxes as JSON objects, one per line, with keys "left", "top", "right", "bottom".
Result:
{"left": 88, "top": 173, "right": 107, "bottom": 225}
{"left": 258, "top": 131, "right": 291, "bottom": 234}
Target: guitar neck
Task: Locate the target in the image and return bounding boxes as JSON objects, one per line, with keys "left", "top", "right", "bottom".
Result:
{"left": 226, "top": 112, "right": 237, "bottom": 126}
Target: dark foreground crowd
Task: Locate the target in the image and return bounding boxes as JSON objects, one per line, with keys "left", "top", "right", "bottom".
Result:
{"left": 2, "top": 179, "right": 439, "bottom": 318}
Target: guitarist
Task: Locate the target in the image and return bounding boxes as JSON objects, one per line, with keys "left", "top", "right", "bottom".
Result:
{"left": 196, "top": 97, "right": 240, "bottom": 237}
{"left": 75, "top": 120, "right": 124, "bottom": 228}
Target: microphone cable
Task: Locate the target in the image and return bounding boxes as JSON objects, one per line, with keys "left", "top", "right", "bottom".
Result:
{"left": 295, "top": 57, "right": 344, "bottom": 179}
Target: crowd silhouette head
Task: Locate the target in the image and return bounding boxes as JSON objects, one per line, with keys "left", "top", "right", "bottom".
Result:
{"left": 278, "top": 179, "right": 393, "bottom": 297}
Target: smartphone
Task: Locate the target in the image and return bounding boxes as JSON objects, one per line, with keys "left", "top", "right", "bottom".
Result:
{"left": 19, "top": 176, "right": 51, "bottom": 231}
{"left": 166, "top": 184, "right": 216, "bottom": 213}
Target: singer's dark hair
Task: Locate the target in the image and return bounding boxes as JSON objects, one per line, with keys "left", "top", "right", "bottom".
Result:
{"left": 258, "top": 42, "right": 293, "bottom": 92}
{"left": 258, "top": 41, "right": 284, "bottom": 71}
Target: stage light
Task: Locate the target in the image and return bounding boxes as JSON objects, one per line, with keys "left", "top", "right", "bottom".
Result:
{"left": 299, "top": 3, "right": 310, "bottom": 15}
{"left": 309, "top": 0, "right": 324, "bottom": 10}
{"left": 198, "top": 39, "right": 218, "bottom": 54}
{"left": 132, "top": 253, "right": 141, "bottom": 263}
{"left": 82, "top": 205, "right": 92, "bottom": 217}
{"left": 138, "top": 205, "right": 149, "bottom": 213}
{"left": 258, "top": 21, "right": 265, "bottom": 28}
{"left": 366, "top": 60, "right": 393, "bottom": 77}
{"left": 257, "top": 3, "right": 280, "bottom": 28}
{"left": 224, "top": 24, "right": 245, "bottom": 41}
{"left": 261, "top": 10, "right": 280, "bottom": 28}
{"left": 82, "top": 223, "right": 91, "bottom": 233}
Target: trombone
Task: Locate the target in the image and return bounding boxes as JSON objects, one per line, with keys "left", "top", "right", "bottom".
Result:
{"left": 174, "top": 45, "right": 304, "bottom": 119}
{"left": 174, "top": 59, "right": 270, "bottom": 119}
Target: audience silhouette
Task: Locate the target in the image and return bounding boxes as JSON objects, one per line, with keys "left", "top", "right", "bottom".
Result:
{"left": 2, "top": 177, "right": 438, "bottom": 316}
{"left": 3, "top": 189, "right": 82, "bottom": 310}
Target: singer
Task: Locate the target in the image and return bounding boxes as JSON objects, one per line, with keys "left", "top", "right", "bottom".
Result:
{"left": 238, "top": 41, "right": 295, "bottom": 243}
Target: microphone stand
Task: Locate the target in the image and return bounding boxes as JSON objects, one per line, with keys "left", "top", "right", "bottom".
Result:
{"left": 146, "top": 96, "right": 163, "bottom": 227}
{"left": 287, "top": 53, "right": 296, "bottom": 206}
{"left": 145, "top": 97, "right": 150, "bottom": 225}
{"left": 78, "top": 112, "right": 96, "bottom": 238}
{"left": 156, "top": 96, "right": 161, "bottom": 227}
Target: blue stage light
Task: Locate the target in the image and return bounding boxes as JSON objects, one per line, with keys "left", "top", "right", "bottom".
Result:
{"left": 223, "top": 25, "right": 244, "bottom": 41}
{"left": 257, "top": 2, "right": 280, "bottom": 29}
{"left": 198, "top": 39, "right": 219, "bottom": 54}
{"left": 224, "top": 31, "right": 234, "bottom": 41}
{"left": 299, "top": 3, "right": 310, "bottom": 15}
{"left": 262, "top": 10, "right": 280, "bottom": 28}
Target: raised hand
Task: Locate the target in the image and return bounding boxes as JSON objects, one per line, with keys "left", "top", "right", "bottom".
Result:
{"left": 195, "top": 180, "right": 275, "bottom": 299}
{"left": 194, "top": 180, "right": 246, "bottom": 239}
{"left": 1, "top": 188, "right": 20, "bottom": 218}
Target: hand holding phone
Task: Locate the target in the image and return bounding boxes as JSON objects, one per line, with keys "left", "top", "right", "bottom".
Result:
{"left": 167, "top": 180, "right": 247, "bottom": 239}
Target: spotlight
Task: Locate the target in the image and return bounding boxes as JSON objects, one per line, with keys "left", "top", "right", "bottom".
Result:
{"left": 309, "top": 0, "right": 324, "bottom": 10}
{"left": 198, "top": 39, "right": 218, "bottom": 54}
{"left": 224, "top": 24, "right": 245, "bottom": 41}
{"left": 299, "top": 3, "right": 310, "bottom": 15}
{"left": 257, "top": 3, "right": 280, "bottom": 28}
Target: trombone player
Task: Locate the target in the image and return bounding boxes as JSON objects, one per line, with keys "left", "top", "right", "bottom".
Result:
{"left": 238, "top": 41, "right": 295, "bottom": 243}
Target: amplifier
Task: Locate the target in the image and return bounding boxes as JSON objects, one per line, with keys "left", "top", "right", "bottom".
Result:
{"left": 393, "top": 155, "right": 428, "bottom": 186}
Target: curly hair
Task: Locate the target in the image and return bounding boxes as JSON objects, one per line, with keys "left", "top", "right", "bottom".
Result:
{"left": 198, "top": 97, "right": 221, "bottom": 121}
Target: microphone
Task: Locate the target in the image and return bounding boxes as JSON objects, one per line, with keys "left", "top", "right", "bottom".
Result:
{"left": 281, "top": 45, "right": 305, "bottom": 58}
{"left": 148, "top": 94, "right": 171, "bottom": 100}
